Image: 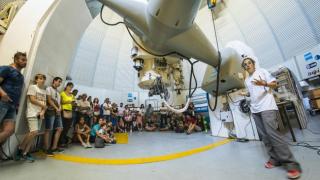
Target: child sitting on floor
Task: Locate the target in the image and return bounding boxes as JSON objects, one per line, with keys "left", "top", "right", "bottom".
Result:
{"left": 75, "top": 117, "right": 92, "bottom": 148}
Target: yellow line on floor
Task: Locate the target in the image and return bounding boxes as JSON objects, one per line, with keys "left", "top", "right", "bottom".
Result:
{"left": 51, "top": 138, "right": 233, "bottom": 165}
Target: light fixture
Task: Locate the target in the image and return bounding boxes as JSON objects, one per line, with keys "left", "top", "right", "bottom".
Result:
{"left": 131, "top": 46, "right": 138, "bottom": 58}
{"left": 133, "top": 58, "right": 144, "bottom": 71}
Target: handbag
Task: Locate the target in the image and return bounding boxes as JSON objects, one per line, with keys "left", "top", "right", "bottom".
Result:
{"left": 95, "top": 136, "right": 105, "bottom": 148}
{"left": 63, "top": 110, "right": 72, "bottom": 119}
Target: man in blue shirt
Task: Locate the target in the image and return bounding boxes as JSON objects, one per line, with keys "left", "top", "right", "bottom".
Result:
{"left": 90, "top": 118, "right": 106, "bottom": 142}
{"left": 0, "top": 52, "right": 27, "bottom": 146}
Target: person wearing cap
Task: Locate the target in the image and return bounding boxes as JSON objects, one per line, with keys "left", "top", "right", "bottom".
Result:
{"left": 240, "top": 56, "right": 302, "bottom": 179}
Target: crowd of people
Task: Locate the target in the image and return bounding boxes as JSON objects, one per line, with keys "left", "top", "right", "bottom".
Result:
{"left": 0, "top": 51, "right": 302, "bottom": 178}
{"left": 20, "top": 76, "right": 208, "bottom": 161}
{"left": 0, "top": 52, "right": 209, "bottom": 163}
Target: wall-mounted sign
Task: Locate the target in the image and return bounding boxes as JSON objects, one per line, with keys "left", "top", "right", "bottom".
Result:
{"left": 296, "top": 44, "right": 320, "bottom": 80}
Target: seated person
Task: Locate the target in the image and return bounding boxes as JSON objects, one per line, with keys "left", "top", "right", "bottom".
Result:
{"left": 91, "top": 116, "right": 98, "bottom": 128}
{"left": 97, "top": 124, "right": 116, "bottom": 144}
{"left": 110, "top": 103, "right": 118, "bottom": 129}
{"left": 175, "top": 114, "right": 185, "bottom": 133}
{"left": 145, "top": 114, "right": 157, "bottom": 132}
{"left": 106, "top": 122, "right": 116, "bottom": 143}
{"left": 75, "top": 117, "right": 92, "bottom": 148}
{"left": 168, "top": 114, "right": 177, "bottom": 131}
{"left": 159, "top": 116, "right": 171, "bottom": 131}
{"left": 90, "top": 118, "right": 106, "bottom": 142}
{"left": 123, "top": 111, "right": 133, "bottom": 132}
{"left": 136, "top": 111, "right": 143, "bottom": 131}
{"left": 185, "top": 114, "right": 202, "bottom": 135}
{"left": 117, "top": 117, "right": 125, "bottom": 133}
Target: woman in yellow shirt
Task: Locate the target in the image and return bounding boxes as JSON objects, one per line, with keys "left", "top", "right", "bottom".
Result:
{"left": 60, "top": 82, "right": 74, "bottom": 147}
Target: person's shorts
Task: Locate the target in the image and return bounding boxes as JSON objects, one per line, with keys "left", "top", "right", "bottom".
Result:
{"left": 111, "top": 117, "right": 118, "bottom": 126}
{"left": 77, "top": 133, "right": 89, "bottom": 139}
{"left": 27, "top": 117, "right": 42, "bottom": 132}
{"left": 104, "top": 115, "right": 111, "bottom": 121}
{"left": 0, "top": 100, "right": 16, "bottom": 124}
{"left": 45, "top": 114, "right": 63, "bottom": 130}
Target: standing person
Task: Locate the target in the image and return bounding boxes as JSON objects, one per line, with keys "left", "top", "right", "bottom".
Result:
{"left": 93, "top": 97, "right": 100, "bottom": 121}
{"left": 44, "top": 77, "right": 64, "bottom": 156}
{"left": 186, "top": 102, "right": 195, "bottom": 117}
{"left": 59, "top": 82, "right": 74, "bottom": 147}
{"left": 145, "top": 104, "right": 153, "bottom": 122}
{"left": 117, "top": 102, "right": 125, "bottom": 124}
{"left": 16, "top": 74, "right": 47, "bottom": 162}
{"left": 102, "top": 98, "right": 112, "bottom": 121}
{"left": 71, "top": 89, "right": 79, "bottom": 128}
{"left": 110, "top": 103, "right": 118, "bottom": 130}
{"left": 87, "top": 96, "right": 93, "bottom": 108}
{"left": 136, "top": 106, "right": 144, "bottom": 131}
{"left": 139, "top": 104, "right": 145, "bottom": 123}
{"left": 0, "top": 52, "right": 26, "bottom": 154}
{"left": 78, "top": 93, "right": 91, "bottom": 126}
{"left": 159, "top": 102, "right": 168, "bottom": 128}
{"left": 241, "top": 56, "right": 301, "bottom": 179}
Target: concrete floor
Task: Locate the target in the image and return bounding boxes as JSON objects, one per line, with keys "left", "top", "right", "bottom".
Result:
{"left": 1, "top": 115, "right": 320, "bottom": 180}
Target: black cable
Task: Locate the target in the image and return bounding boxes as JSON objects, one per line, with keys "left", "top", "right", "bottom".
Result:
{"left": 100, "top": 4, "right": 186, "bottom": 58}
{"left": 125, "top": 25, "right": 189, "bottom": 59}
{"left": 226, "top": 92, "right": 242, "bottom": 105}
{"left": 100, "top": 4, "right": 200, "bottom": 102}
{"left": 190, "top": 62, "right": 198, "bottom": 97}
{"left": 185, "top": 59, "right": 198, "bottom": 98}
{"left": 207, "top": 8, "right": 222, "bottom": 112}
{"left": 187, "top": 60, "right": 193, "bottom": 97}
{"left": 125, "top": 22, "right": 201, "bottom": 100}
{"left": 225, "top": 94, "right": 250, "bottom": 140}
{"left": 289, "top": 142, "right": 320, "bottom": 156}
{"left": 216, "top": 111, "right": 223, "bottom": 136}
{"left": 100, "top": 5, "right": 125, "bottom": 26}
{"left": 247, "top": 112, "right": 257, "bottom": 140}
{"left": 306, "top": 128, "right": 320, "bottom": 135}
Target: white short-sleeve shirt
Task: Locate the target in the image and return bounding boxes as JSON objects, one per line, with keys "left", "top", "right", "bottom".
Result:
{"left": 103, "top": 103, "right": 112, "bottom": 115}
{"left": 245, "top": 68, "right": 278, "bottom": 113}
{"left": 27, "top": 85, "right": 46, "bottom": 118}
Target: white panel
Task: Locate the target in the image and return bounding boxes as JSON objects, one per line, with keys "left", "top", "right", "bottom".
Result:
{"left": 227, "top": 0, "right": 284, "bottom": 68}
{"left": 299, "top": 0, "right": 320, "bottom": 41}
{"left": 70, "top": 17, "right": 107, "bottom": 86}
{"left": 93, "top": 11, "right": 127, "bottom": 89}
{"left": 0, "top": 0, "right": 92, "bottom": 154}
{"left": 71, "top": 6, "right": 147, "bottom": 93}
{"left": 255, "top": 0, "right": 318, "bottom": 60}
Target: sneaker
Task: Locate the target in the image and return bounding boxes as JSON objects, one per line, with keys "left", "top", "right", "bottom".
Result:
{"left": 86, "top": 143, "right": 92, "bottom": 148}
{"left": 287, "top": 170, "right": 301, "bottom": 179}
{"left": 265, "top": 161, "right": 275, "bottom": 169}
{"left": 265, "top": 161, "right": 281, "bottom": 169}
{"left": 82, "top": 143, "right": 88, "bottom": 148}
{"left": 52, "top": 148, "right": 64, "bottom": 153}
{"left": 59, "top": 144, "right": 67, "bottom": 148}
{"left": 45, "top": 150, "right": 54, "bottom": 157}
{"left": 25, "top": 153, "right": 35, "bottom": 163}
{"left": 15, "top": 148, "right": 23, "bottom": 161}
{"left": 67, "top": 138, "right": 72, "bottom": 145}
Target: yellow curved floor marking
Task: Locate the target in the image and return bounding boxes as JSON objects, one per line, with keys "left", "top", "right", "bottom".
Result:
{"left": 51, "top": 138, "right": 234, "bottom": 165}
